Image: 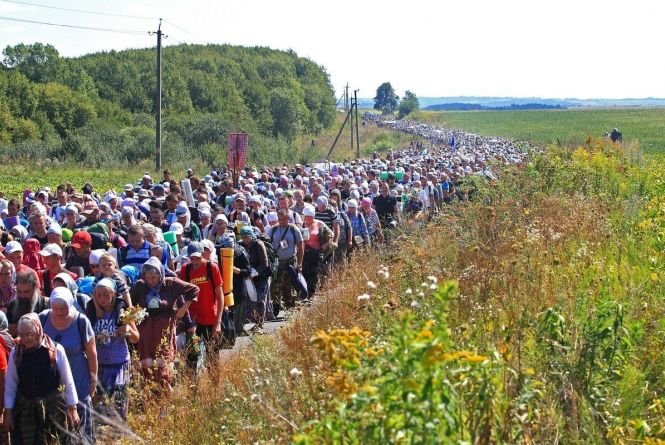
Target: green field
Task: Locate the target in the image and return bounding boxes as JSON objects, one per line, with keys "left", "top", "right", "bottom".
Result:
{"left": 410, "top": 108, "right": 665, "bottom": 152}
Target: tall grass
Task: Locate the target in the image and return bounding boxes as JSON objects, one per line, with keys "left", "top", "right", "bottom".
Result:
{"left": 109, "top": 138, "right": 665, "bottom": 443}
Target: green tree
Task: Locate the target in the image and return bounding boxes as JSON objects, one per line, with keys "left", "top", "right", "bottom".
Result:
{"left": 373, "top": 82, "right": 399, "bottom": 115}
{"left": 270, "top": 87, "right": 306, "bottom": 141}
{"left": 398, "top": 90, "right": 419, "bottom": 119}
{"left": 2, "top": 43, "right": 62, "bottom": 83}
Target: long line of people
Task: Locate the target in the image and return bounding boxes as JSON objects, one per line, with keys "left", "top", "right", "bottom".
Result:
{"left": 0, "top": 117, "right": 531, "bottom": 443}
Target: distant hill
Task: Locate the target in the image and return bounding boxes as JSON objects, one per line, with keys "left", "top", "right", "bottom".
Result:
{"left": 357, "top": 96, "right": 665, "bottom": 110}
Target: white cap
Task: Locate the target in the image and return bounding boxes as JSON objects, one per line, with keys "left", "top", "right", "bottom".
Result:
{"left": 47, "top": 224, "right": 63, "bottom": 236}
{"left": 169, "top": 222, "right": 184, "bottom": 235}
{"left": 4, "top": 241, "right": 22, "bottom": 255}
{"left": 347, "top": 199, "right": 358, "bottom": 208}
{"left": 303, "top": 205, "right": 316, "bottom": 217}
{"left": 39, "top": 243, "right": 63, "bottom": 258}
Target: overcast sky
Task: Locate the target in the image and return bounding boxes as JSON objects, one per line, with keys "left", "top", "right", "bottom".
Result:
{"left": 0, "top": 0, "right": 661, "bottom": 99}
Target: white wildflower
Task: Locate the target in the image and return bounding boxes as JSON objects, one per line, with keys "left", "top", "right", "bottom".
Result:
{"left": 417, "top": 291, "right": 425, "bottom": 298}
{"left": 429, "top": 284, "right": 438, "bottom": 291}
{"left": 250, "top": 394, "right": 259, "bottom": 402}
{"left": 357, "top": 293, "right": 371, "bottom": 303}
{"left": 427, "top": 275, "right": 438, "bottom": 283}
{"left": 289, "top": 368, "right": 303, "bottom": 379}
{"left": 405, "top": 288, "right": 413, "bottom": 295}
{"left": 411, "top": 300, "right": 420, "bottom": 309}
{"left": 367, "top": 281, "right": 377, "bottom": 289}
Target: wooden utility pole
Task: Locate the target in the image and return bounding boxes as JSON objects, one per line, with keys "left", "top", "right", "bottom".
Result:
{"left": 354, "top": 89, "right": 360, "bottom": 158}
{"left": 345, "top": 82, "right": 349, "bottom": 112}
{"left": 152, "top": 19, "right": 166, "bottom": 171}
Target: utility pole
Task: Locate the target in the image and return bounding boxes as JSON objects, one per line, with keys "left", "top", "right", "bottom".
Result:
{"left": 350, "top": 89, "right": 354, "bottom": 153}
{"left": 151, "top": 19, "right": 166, "bottom": 171}
{"left": 354, "top": 89, "right": 360, "bottom": 158}
{"left": 345, "top": 82, "right": 349, "bottom": 112}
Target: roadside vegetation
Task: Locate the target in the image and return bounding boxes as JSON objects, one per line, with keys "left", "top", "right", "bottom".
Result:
{"left": 116, "top": 136, "right": 665, "bottom": 444}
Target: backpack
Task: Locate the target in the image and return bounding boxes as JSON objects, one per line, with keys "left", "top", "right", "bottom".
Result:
{"left": 184, "top": 261, "right": 215, "bottom": 290}
{"left": 256, "top": 233, "right": 278, "bottom": 277}
{"left": 40, "top": 311, "right": 88, "bottom": 354}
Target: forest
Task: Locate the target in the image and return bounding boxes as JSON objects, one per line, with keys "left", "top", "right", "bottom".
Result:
{"left": 0, "top": 42, "right": 336, "bottom": 167}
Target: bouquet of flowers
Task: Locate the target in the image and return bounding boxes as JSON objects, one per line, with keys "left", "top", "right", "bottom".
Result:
{"left": 119, "top": 305, "right": 148, "bottom": 326}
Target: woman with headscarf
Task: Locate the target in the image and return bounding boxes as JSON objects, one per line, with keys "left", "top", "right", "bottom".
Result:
{"left": 301, "top": 205, "right": 333, "bottom": 300}
{"left": 40, "top": 287, "right": 97, "bottom": 444}
{"left": 86, "top": 278, "right": 138, "bottom": 420}
{"left": 130, "top": 257, "right": 198, "bottom": 386}
{"left": 8, "top": 226, "right": 27, "bottom": 245}
{"left": 359, "top": 197, "right": 383, "bottom": 244}
{"left": 21, "top": 239, "right": 45, "bottom": 272}
{"left": 0, "top": 260, "right": 16, "bottom": 313}
{"left": 52, "top": 272, "right": 91, "bottom": 314}
{"left": 4, "top": 313, "right": 79, "bottom": 444}
{"left": 238, "top": 226, "right": 271, "bottom": 332}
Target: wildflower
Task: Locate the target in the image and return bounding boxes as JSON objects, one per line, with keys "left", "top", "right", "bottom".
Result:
{"left": 421, "top": 282, "right": 428, "bottom": 288}
{"left": 427, "top": 275, "right": 438, "bottom": 283}
{"left": 405, "top": 288, "right": 413, "bottom": 295}
{"left": 290, "top": 367, "right": 303, "bottom": 379}
{"left": 357, "top": 293, "right": 371, "bottom": 303}
{"left": 250, "top": 394, "right": 259, "bottom": 402}
{"left": 395, "top": 430, "right": 406, "bottom": 440}
{"left": 417, "top": 291, "right": 425, "bottom": 298}
{"left": 367, "top": 281, "right": 377, "bottom": 289}
{"left": 411, "top": 300, "right": 420, "bottom": 309}
{"left": 429, "top": 284, "right": 437, "bottom": 290}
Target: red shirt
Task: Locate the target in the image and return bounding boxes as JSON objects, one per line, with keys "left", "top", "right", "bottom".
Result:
{"left": 179, "top": 260, "right": 223, "bottom": 326}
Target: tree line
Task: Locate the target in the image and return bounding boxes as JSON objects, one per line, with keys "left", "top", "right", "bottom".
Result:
{"left": 0, "top": 43, "right": 336, "bottom": 166}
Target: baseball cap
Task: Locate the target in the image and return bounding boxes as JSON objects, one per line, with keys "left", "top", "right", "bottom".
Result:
{"left": 4, "top": 241, "right": 23, "bottom": 255}
{"left": 70, "top": 231, "right": 92, "bottom": 248}
{"left": 347, "top": 199, "right": 358, "bottom": 208}
{"left": 175, "top": 204, "right": 189, "bottom": 216}
{"left": 47, "top": 224, "right": 63, "bottom": 237}
{"left": 169, "top": 222, "right": 184, "bottom": 235}
{"left": 303, "top": 205, "right": 316, "bottom": 217}
{"left": 124, "top": 184, "right": 134, "bottom": 191}
{"left": 39, "top": 243, "right": 63, "bottom": 258}
{"left": 187, "top": 241, "right": 204, "bottom": 257}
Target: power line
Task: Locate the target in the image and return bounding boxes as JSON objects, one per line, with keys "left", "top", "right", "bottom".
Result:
{"left": 0, "top": 15, "right": 148, "bottom": 35}
{"left": 0, "top": 0, "right": 155, "bottom": 20}
{"left": 163, "top": 19, "right": 197, "bottom": 39}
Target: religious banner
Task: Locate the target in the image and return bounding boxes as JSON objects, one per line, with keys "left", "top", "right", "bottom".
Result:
{"left": 227, "top": 133, "right": 249, "bottom": 169}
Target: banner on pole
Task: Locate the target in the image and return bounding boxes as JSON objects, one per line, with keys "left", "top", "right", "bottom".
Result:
{"left": 227, "top": 133, "right": 249, "bottom": 169}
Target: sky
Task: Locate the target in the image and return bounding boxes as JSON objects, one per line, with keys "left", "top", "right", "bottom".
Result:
{"left": 0, "top": 0, "right": 662, "bottom": 99}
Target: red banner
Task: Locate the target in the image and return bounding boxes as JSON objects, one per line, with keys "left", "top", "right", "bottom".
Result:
{"left": 227, "top": 133, "right": 249, "bottom": 169}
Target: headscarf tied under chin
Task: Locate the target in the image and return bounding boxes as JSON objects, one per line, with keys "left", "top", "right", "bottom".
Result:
{"left": 49, "top": 287, "right": 76, "bottom": 318}
{"left": 141, "top": 256, "right": 165, "bottom": 308}
{"left": 15, "top": 312, "right": 57, "bottom": 366}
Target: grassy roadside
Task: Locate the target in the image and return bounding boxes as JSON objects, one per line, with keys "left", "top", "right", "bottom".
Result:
{"left": 121, "top": 137, "right": 665, "bottom": 443}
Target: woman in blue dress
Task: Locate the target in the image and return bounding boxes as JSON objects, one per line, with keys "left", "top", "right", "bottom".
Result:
{"left": 40, "top": 287, "right": 97, "bottom": 444}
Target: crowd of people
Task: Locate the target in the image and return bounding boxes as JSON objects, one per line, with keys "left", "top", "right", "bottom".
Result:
{"left": 0, "top": 115, "right": 533, "bottom": 443}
